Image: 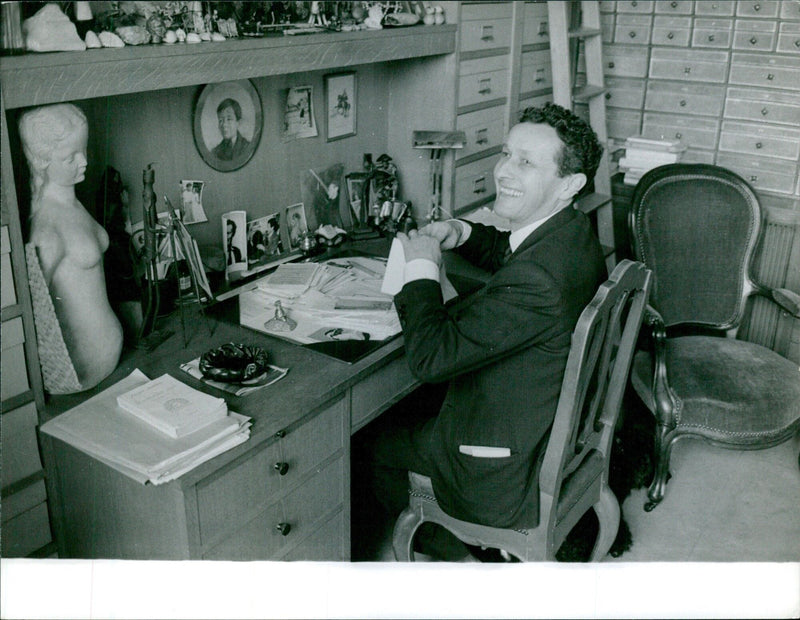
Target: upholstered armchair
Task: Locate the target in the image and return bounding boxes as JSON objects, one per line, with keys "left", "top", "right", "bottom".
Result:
{"left": 628, "top": 163, "right": 800, "bottom": 511}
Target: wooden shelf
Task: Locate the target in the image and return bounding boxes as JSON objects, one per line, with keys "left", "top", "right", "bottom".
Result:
{"left": 0, "top": 24, "right": 457, "bottom": 109}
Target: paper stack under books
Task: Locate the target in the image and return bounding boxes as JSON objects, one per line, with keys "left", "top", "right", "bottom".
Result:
{"left": 40, "top": 369, "right": 251, "bottom": 486}
{"left": 618, "top": 135, "right": 687, "bottom": 186}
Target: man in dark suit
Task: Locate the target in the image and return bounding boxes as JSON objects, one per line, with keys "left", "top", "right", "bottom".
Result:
{"left": 212, "top": 98, "right": 251, "bottom": 163}
{"left": 354, "top": 103, "right": 606, "bottom": 560}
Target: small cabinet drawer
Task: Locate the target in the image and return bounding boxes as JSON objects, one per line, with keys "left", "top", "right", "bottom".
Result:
{"left": 459, "top": 3, "right": 513, "bottom": 53}
{"left": 606, "top": 108, "right": 643, "bottom": 142}
{"left": 196, "top": 398, "right": 345, "bottom": 545}
{"left": 777, "top": 22, "right": 800, "bottom": 54}
{"left": 651, "top": 16, "right": 691, "bottom": 47}
{"left": 351, "top": 356, "right": 417, "bottom": 432}
{"left": 781, "top": 1, "right": 800, "bottom": 20}
{"left": 716, "top": 153, "right": 797, "bottom": 195}
{"left": 1, "top": 317, "right": 29, "bottom": 400}
{"left": 642, "top": 112, "right": 720, "bottom": 148}
{"left": 649, "top": 48, "right": 729, "bottom": 82}
{"left": 724, "top": 88, "right": 800, "bottom": 126}
{"left": 604, "top": 77, "right": 646, "bottom": 109}
{"left": 735, "top": 0, "right": 780, "bottom": 18}
{"left": 695, "top": 1, "right": 735, "bottom": 16}
{"left": 454, "top": 155, "right": 500, "bottom": 214}
{"left": 654, "top": 0, "right": 693, "bottom": 14}
{"left": 0, "top": 501, "right": 52, "bottom": 558}
{"left": 729, "top": 53, "right": 800, "bottom": 90}
{"left": 616, "top": 1, "right": 654, "bottom": 13}
{"left": 204, "top": 456, "right": 344, "bottom": 560}
{"left": 644, "top": 81, "right": 725, "bottom": 116}
{"left": 458, "top": 56, "right": 509, "bottom": 109}
{"left": 519, "top": 48, "right": 552, "bottom": 95}
{"left": 733, "top": 19, "right": 777, "bottom": 52}
{"left": 719, "top": 121, "right": 800, "bottom": 160}
{"left": 1, "top": 402, "right": 42, "bottom": 488}
{"left": 456, "top": 106, "right": 506, "bottom": 161}
{"left": 281, "top": 510, "right": 345, "bottom": 561}
{"left": 522, "top": 1, "right": 549, "bottom": 45}
{"left": 691, "top": 19, "right": 734, "bottom": 48}
{"left": 614, "top": 14, "right": 651, "bottom": 45}
{"left": 603, "top": 44, "right": 649, "bottom": 77}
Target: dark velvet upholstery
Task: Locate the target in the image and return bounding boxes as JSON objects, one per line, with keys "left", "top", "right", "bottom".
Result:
{"left": 629, "top": 163, "right": 800, "bottom": 511}
{"left": 392, "top": 260, "right": 651, "bottom": 561}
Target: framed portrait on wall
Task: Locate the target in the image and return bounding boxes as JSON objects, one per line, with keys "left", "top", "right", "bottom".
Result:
{"left": 324, "top": 72, "right": 356, "bottom": 141}
{"left": 193, "top": 79, "right": 263, "bottom": 172}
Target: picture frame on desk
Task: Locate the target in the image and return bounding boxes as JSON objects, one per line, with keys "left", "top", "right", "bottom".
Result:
{"left": 346, "top": 172, "right": 368, "bottom": 227}
{"left": 193, "top": 79, "right": 263, "bottom": 172}
{"left": 324, "top": 72, "right": 357, "bottom": 141}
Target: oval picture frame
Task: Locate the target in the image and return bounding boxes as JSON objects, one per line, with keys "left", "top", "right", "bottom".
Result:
{"left": 193, "top": 79, "right": 263, "bottom": 172}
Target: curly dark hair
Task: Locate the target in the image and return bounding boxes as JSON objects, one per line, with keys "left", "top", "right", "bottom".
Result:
{"left": 519, "top": 103, "right": 603, "bottom": 186}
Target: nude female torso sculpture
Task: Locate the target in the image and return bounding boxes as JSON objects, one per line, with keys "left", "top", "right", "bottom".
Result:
{"left": 20, "top": 103, "right": 122, "bottom": 391}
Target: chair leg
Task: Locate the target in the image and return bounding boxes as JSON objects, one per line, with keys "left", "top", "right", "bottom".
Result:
{"left": 645, "top": 424, "right": 674, "bottom": 512}
{"left": 589, "top": 485, "right": 620, "bottom": 561}
{"left": 392, "top": 506, "right": 422, "bottom": 561}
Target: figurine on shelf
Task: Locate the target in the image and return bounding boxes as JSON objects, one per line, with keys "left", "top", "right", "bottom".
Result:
{"left": 19, "top": 104, "right": 122, "bottom": 393}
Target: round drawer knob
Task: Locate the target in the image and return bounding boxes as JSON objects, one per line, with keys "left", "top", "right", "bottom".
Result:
{"left": 708, "top": 34, "right": 715, "bottom": 41}
{"left": 684, "top": 66, "right": 691, "bottom": 74}
{"left": 761, "top": 107, "right": 769, "bottom": 115}
{"left": 274, "top": 461, "right": 289, "bottom": 475}
{"left": 671, "top": 1, "right": 678, "bottom": 7}
{"left": 767, "top": 73, "right": 774, "bottom": 80}
{"left": 605, "top": 92, "right": 612, "bottom": 100}
{"left": 750, "top": 175, "right": 758, "bottom": 182}
{"left": 750, "top": 36, "right": 758, "bottom": 45}
{"left": 679, "top": 99, "right": 687, "bottom": 107}
{"left": 754, "top": 3, "right": 761, "bottom": 11}
{"left": 608, "top": 61, "right": 615, "bottom": 68}
{"left": 631, "top": 1, "right": 638, "bottom": 6}
{"left": 755, "top": 142, "right": 763, "bottom": 149}
{"left": 629, "top": 31, "right": 636, "bottom": 38}
{"left": 795, "top": 39, "right": 800, "bottom": 47}
{"left": 675, "top": 132, "right": 682, "bottom": 139}
{"left": 667, "top": 32, "right": 674, "bottom": 39}
{"left": 276, "top": 522, "right": 291, "bottom": 536}
{"left": 275, "top": 429, "right": 287, "bottom": 439}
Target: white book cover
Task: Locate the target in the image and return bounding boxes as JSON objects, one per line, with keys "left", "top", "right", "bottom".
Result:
{"left": 117, "top": 373, "right": 227, "bottom": 438}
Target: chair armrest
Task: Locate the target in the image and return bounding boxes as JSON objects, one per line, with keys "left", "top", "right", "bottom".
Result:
{"left": 644, "top": 305, "right": 680, "bottom": 429}
{"left": 751, "top": 283, "right": 800, "bottom": 317}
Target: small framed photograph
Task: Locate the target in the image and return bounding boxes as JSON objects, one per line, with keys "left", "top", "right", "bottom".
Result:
{"left": 346, "top": 172, "right": 368, "bottom": 226}
{"left": 180, "top": 180, "right": 208, "bottom": 224}
{"left": 193, "top": 79, "right": 263, "bottom": 172}
{"left": 324, "top": 72, "right": 357, "bottom": 141}
{"left": 285, "top": 202, "right": 308, "bottom": 250}
{"left": 247, "top": 214, "right": 285, "bottom": 268}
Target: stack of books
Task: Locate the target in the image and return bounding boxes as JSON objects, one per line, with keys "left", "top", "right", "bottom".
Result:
{"left": 41, "top": 370, "right": 251, "bottom": 485}
{"left": 618, "top": 135, "right": 687, "bottom": 186}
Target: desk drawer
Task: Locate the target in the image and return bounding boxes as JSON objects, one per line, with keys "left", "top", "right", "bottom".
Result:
{"left": 651, "top": 16, "right": 691, "bottom": 47}
{"left": 716, "top": 153, "right": 797, "bottom": 195}
{"left": 1, "top": 402, "right": 42, "bottom": 488}
{"left": 456, "top": 106, "right": 505, "bottom": 161}
{"left": 616, "top": 1, "right": 653, "bottom": 13}
{"left": 691, "top": 19, "right": 734, "bottom": 49}
{"left": 604, "top": 77, "right": 645, "bottom": 109}
{"left": 724, "top": 88, "right": 800, "bottom": 126}
{"left": 458, "top": 56, "right": 509, "bottom": 109}
{"left": 654, "top": 0, "right": 692, "bottom": 14}
{"left": 606, "top": 108, "right": 642, "bottom": 142}
{"left": 696, "top": 1, "right": 735, "bottom": 16}
{"left": 649, "top": 48, "right": 729, "bottom": 83}
{"left": 196, "top": 398, "right": 345, "bottom": 545}
{"left": 454, "top": 155, "right": 500, "bottom": 215}
{"left": 522, "top": 1, "right": 549, "bottom": 45}
{"left": 1, "top": 317, "right": 29, "bottom": 400}
{"left": 642, "top": 112, "right": 719, "bottom": 148}
{"left": 351, "top": 356, "right": 417, "bottom": 432}
{"left": 736, "top": 0, "right": 780, "bottom": 18}
{"left": 603, "top": 44, "right": 649, "bottom": 78}
{"left": 459, "top": 3, "right": 513, "bottom": 54}
{"left": 777, "top": 21, "right": 800, "bottom": 54}
{"left": 281, "top": 509, "right": 345, "bottom": 561}
{"left": 204, "top": 456, "right": 344, "bottom": 560}
{"left": 644, "top": 81, "right": 725, "bottom": 117}
{"left": 614, "top": 14, "right": 651, "bottom": 45}
{"left": 719, "top": 121, "right": 800, "bottom": 161}
{"left": 733, "top": 19, "right": 777, "bottom": 52}
{"left": 0, "top": 501, "right": 52, "bottom": 557}
{"left": 782, "top": 1, "right": 800, "bottom": 20}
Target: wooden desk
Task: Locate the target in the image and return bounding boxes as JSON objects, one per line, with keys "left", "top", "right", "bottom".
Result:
{"left": 38, "top": 266, "right": 430, "bottom": 560}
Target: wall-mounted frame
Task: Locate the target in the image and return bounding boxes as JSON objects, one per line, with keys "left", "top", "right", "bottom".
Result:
{"left": 193, "top": 79, "right": 263, "bottom": 172}
{"left": 324, "top": 71, "right": 357, "bottom": 141}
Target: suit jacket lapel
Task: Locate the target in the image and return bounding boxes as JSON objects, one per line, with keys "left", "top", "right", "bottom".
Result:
{"left": 507, "top": 207, "right": 577, "bottom": 261}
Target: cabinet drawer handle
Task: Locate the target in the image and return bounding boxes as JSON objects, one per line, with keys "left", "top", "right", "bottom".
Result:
{"left": 679, "top": 99, "right": 687, "bottom": 107}
{"left": 605, "top": 92, "right": 612, "bottom": 100}
{"left": 675, "top": 132, "right": 682, "bottom": 139}
{"left": 274, "top": 461, "right": 289, "bottom": 475}
{"left": 761, "top": 107, "right": 769, "bottom": 115}
{"left": 708, "top": 34, "right": 715, "bottom": 42}
{"left": 275, "top": 429, "right": 287, "bottom": 438}
{"left": 480, "top": 25, "right": 494, "bottom": 42}
{"left": 629, "top": 31, "right": 636, "bottom": 38}
{"left": 767, "top": 73, "right": 774, "bottom": 80}
{"left": 795, "top": 39, "right": 800, "bottom": 47}
{"left": 473, "top": 176, "right": 487, "bottom": 194}
{"left": 750, "top": 175, "right": 758, "bottom": 182}
{"left": 276, "top": 522, "right": 291, "bottom": 536}
{"left": 475, "top": 128, "right": 488, "bottom": 145}
{"left": 478, "top": 78, "right": 492, "bottom": 95}
{"left": 753, "top": 3, "right": 761, "bottom": 11}
{"left": 608, "top": 61, "right": 615, "bottom": 68}
{"left": 749, "top": 36, "right": 758, "bottom": 45}
{"left": 671, "top": 1, "right": 678, "bottom": 7}
{"left": 667, "top": 32, "right": 674, "bottom": 40}
{"left": 684, "top": 66, "right": 691, "bottom": 74}
{"left": 755, "top": 142, "right": 763, "bottom": 149}
{"left": 538, "top": 21, "right": 548, "bottom": 36}
{"left": 631, "top": 1, "right": 638, "bottom": 6}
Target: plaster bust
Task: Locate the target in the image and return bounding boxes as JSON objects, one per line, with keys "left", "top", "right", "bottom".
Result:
{"left": 20, "top": 103, "right": 122, "bottom": 391}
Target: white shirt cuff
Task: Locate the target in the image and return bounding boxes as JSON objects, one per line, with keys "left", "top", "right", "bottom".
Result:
{"left": 404, "top": 258, "right": 440, "bottom": 284}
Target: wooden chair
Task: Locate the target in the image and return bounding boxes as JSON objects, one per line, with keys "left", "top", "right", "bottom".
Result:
{"left": 392, "top": 260, "right": 652, "bottom": 561}
{"left": 628, "top": 163, "right": 800, "bottom": 511}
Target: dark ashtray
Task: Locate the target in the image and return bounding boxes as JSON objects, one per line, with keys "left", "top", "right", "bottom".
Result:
{"left": 199, "top": 343, "right": 269, "bottom": 383}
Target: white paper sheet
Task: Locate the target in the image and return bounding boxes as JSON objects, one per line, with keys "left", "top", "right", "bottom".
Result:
{"left": 381, "top": 238, "right": 458, "bottom": 302}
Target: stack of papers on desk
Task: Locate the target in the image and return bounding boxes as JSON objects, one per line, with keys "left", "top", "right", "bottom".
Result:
{"left": 41, "top": 370, "right": 251, "bottom": 485}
